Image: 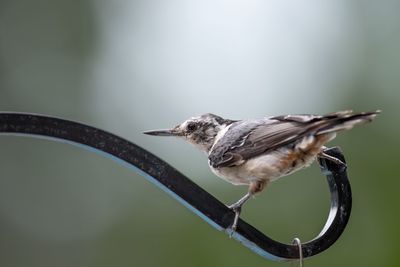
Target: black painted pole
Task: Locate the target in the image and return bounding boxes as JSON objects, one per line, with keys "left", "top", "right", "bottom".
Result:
{"left": 0, "top": 112, "right": 351, "bottom": 261}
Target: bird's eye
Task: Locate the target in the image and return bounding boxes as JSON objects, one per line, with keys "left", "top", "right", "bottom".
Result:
{"left": 187, "top": 122, "right": 197, "bottom": 132}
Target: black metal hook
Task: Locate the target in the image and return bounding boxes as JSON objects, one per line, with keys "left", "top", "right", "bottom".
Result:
{"left": 0, "top": 112, "right": 352, "bottom": 261}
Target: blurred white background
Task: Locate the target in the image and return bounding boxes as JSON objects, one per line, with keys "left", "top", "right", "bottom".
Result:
{"left": 0, "top": 0, "right": 399, "bottom": 266}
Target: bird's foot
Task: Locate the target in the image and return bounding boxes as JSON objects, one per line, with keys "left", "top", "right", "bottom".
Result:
{"left": 319, "top": 148, "right": 346, "bottom": 168}
{"left": 227, "top": 202, "right": 242, "bottom": 210}
{"left": 226, "top": 192, "right": 252, "bottom": 236}
{"left": 227, "top": 201, "right": 245, "bottom": 236}
{"left": 226, "top": 205, "right": 241, "bottom": 237}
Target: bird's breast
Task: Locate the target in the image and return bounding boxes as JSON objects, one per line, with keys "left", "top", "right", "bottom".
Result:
{"left": 209, "top": 151, "right": 287, "bottom": 185}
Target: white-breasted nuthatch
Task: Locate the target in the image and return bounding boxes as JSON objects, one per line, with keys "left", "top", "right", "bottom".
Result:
{"left": 144, "top": 110, "right": 379, "bottom": 230}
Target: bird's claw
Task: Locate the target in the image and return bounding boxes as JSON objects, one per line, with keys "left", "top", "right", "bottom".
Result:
{"left": 319, "top": 149, "right": 347, "bottom": 169}
{"left": 227, "top": 204, "right": 242, "bottom": 236}
{"left": 227, "top": 203, "right": 242, "bottom": 211}
{"left": 226, "top": 192, "right": 251, "bottom": 236}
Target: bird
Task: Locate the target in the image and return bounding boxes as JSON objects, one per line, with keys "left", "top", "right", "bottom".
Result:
{"left": 143, "top": 110, "right": 379, "bottom": 231}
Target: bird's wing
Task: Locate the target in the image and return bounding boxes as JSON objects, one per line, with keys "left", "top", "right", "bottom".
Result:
{"left": 270, "top": 110, "right": 353, "bottom": 123}
{"left": 208, "top": 115, "right": 324, "bottom": 168}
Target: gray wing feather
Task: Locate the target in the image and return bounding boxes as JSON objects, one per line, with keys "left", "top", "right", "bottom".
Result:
{"left": 270, "top": 110, "right": 353, "bottom": 123}
{"left": 270, "top": 114, "right": 322, "bottom": 123}
{"left": 208, "top": 118, "right": 314, "bottom": 168}
{"left": 208, "top": 110, "right": 372, "bottom": 168}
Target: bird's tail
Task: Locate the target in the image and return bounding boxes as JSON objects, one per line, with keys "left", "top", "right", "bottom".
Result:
{"left": 317, "top": 110, "right": 380, "bottom": 135}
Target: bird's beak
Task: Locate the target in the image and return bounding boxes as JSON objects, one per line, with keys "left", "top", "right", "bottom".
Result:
{"left": 143, "top": 129, "right": 180, "bottom": 136}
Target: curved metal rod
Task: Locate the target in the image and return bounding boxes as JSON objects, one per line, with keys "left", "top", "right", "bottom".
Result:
{"left": 0, "top": 112, "right": 352, "bottom": 261}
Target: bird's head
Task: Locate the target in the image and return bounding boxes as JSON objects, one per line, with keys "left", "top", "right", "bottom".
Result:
{"left": 144, "top": 113, "right": 236, "bottom": 153}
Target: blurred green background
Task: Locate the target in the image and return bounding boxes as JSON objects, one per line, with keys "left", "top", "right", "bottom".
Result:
{"left": 0, "top": 0, "right": 399, "bottom": 266}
